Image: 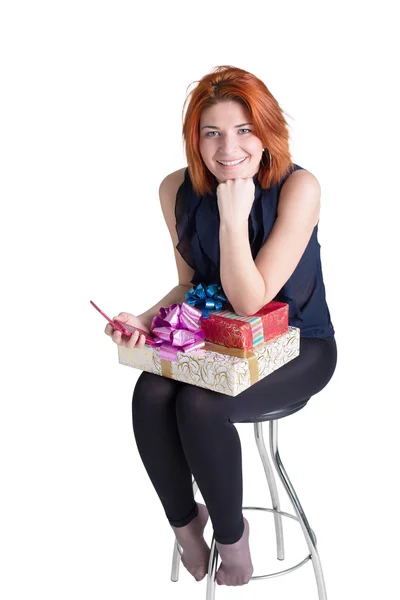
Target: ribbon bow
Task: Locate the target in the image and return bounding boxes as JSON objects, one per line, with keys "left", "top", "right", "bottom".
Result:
{"left": 185, "top": 283, "right": 228, "bottom": 318}
{"left": 149, "top": 302, "right": 206, "bottom": 361}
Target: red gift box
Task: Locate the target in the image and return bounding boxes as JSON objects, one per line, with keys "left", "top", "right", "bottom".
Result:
{"left": 199, "top": 301, "right": 289, "bottom": 351}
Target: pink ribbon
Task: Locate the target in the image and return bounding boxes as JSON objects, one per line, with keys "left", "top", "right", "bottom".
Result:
{"left": 149, "top": 302, "right": 206, "bottom": 361}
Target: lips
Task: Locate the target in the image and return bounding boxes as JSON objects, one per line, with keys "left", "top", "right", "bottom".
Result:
{"left": 217, "top": 157, "right": 248, "bottom": 166}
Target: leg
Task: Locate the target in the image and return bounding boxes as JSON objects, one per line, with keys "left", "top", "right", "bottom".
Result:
{"left": 175, "top": 385, "right": 254, "bottom": 586}
{"left": 132, "top": 371, "right": 197, "bottom": 525}
{"left": 132, "top": 371, "right": 210, "bottom": 581}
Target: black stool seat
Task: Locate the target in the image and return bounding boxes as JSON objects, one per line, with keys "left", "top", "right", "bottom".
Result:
{"left": 239, "top": 398, "right": 310, "bottom": 423}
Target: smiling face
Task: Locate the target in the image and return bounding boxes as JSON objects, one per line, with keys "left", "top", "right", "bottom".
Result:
{"left": 198, "top": 100, "right": 264, "bottom": 183}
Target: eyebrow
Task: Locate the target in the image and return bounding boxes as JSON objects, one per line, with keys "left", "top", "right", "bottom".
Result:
{"left": 200, "top": 122, "right": 253, "bottom": 130}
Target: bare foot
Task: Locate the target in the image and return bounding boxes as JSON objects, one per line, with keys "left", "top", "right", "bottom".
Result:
{"left": 171, "top": 503, "right": 210, "bottom": 582}
{"left": 215, "top": 517, "right": 253, "bottom": 586}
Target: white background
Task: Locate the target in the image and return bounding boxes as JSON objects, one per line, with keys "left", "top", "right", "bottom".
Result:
{"left": 1, "top": 1, "right": 399, "bottom": 599}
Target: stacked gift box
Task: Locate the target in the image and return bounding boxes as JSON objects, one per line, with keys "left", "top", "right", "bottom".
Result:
{"left": 118, "top": 283, "right": 300, "bottom": 397}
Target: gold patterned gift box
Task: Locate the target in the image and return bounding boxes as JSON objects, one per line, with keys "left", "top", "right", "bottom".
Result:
{"left": 118, "top": 326, "right": 300, "bottom": 397}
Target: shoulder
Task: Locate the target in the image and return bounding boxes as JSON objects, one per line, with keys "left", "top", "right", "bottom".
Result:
{"left": 158, "top": 167, "right": 187, "bottom": 230}
{"left": 159, "top": 167, "right": 187, "bottom": 205}
{"left": 278, "top": 168, "right": 321, "bottom": 226}
{"left": 280, "top": 167, "right": 321, "bottom": 195}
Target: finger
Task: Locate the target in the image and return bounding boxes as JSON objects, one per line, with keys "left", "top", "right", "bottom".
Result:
{"left": 112, "top": 328, "right": 123, "bottom": 345}
{"left": 126, "top": 329, "right": 140, "bottom": 349}
{"left": 113, "top": 312, "right": 129, "bottom": 323}
{"left": 137, "top": 334, "right": 146, "bottom": 349}
{"left": 105, "top": 323, "right": 114, "bottom": 336}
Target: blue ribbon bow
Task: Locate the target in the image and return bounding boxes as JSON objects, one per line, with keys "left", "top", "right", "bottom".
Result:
{"left": 185, "top": 283, "right": 228, "bottom": 319}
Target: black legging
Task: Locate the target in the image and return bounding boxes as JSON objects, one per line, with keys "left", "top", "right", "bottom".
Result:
{"left": 131, "top": 336, "right": 337, "bottom": 544}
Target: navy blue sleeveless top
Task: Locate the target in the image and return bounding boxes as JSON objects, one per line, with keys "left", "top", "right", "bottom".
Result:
{"left": 175, "top": 164, "right": 335, "bottom": 338}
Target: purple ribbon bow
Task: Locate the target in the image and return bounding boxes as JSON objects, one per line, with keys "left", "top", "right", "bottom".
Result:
{"left": 149, "top": 302, "right": 206, "bottom": 361}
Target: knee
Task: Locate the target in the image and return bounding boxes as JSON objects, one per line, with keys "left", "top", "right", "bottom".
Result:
{"left": 132, "top": 372, "right": 178, "bottom": 416}
{"left": 175, "top": 386, "right": 225, "bottom": 425}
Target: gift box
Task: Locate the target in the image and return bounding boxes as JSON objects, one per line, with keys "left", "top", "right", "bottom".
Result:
{"left": 118, "top": 326, "right": 300, "bottom": 397}
{"left": 184, "top": 283, "right": 288, "bottom": 351}
{"left": 199, "top": 301, "right": 289, "bottom": 351}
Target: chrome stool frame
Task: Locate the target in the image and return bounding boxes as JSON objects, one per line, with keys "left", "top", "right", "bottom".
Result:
{"left": 170, "top": 419, "right": 327, "bottom": 600}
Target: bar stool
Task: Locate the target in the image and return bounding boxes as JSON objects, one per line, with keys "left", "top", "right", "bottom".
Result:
{"left": 170, "top": 398, "right": 328, "bottom": 600}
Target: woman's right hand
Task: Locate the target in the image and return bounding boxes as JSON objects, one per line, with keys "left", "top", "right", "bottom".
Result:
{"left": 104, "top": 312, "right": 151, "bottom": 349}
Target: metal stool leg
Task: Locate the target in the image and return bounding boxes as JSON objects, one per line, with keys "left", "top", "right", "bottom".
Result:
{"left": 206, "top": 536, "right": 218, "bottom": 600}
{"left": 254, "top": 421, "right": 285, "bottom": 560}
{"left": 170, "top": 478, "right": 199, "bottom": 582}
{"left": 269, "top": 420, "right": 327, "bottom": 600}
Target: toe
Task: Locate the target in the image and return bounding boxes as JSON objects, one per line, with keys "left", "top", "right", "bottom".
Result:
{"left": 216, "top": 569, "right": 225, "bottom": 585}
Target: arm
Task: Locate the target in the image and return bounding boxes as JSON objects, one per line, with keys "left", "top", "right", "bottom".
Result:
{"left": 219, "top": 221, "right": 266, "bottom": 316}
{"left": 138, "top": 167, "right": 195, "bottom": 328}
{"left": 220, "top": 169, "right": 321, "bottom": 316}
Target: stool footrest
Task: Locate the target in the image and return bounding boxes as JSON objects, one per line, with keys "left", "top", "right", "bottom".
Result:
{"left": 174, "top": 505, "right": 316, "bottom": 580}
{"left": 242, "top": 505, "right": 317, "bottom": 546}
{"left": 243, "top": 506, "right": 314, "bottom": 581}
{"left": 238, "top": 506, "right": 313, "bottom": 581}
{"left": 250, "top": 554, "right": 311, "bottom": 580}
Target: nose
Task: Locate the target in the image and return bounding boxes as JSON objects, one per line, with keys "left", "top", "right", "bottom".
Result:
{"left": 218, "top": 133, "right": 240, "bottom": 155}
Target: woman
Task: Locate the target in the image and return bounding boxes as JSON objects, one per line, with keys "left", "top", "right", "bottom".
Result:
{"left": 105, "top": 65, "right": 337, "bottom": 587}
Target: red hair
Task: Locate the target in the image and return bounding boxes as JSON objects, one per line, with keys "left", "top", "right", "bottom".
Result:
{"left": 181, "top": 65, "right": 296, "bottom": 197}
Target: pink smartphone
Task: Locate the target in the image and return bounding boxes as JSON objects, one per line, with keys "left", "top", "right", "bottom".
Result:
{"left": 90, "top": 300, "right": 155, "bottom": 344}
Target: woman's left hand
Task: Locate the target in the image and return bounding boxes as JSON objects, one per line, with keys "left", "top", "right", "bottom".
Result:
{"left": 216, "top": 177, "right": 255, "bottom": 228}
